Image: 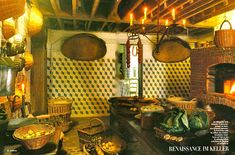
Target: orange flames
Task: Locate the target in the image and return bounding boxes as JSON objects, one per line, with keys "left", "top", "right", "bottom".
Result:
{"left": 224, "top": 80, "right": 235, "bottom": 95}
{"left": 230, "top": 82, "right": 235, "bottom": 94}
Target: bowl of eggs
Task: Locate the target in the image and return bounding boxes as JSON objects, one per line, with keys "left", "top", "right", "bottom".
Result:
{"left": 13, "top": 124, "right": 55, "bottom": 150}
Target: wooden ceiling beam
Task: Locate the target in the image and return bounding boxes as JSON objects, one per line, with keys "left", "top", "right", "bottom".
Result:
{"left": 100, "top": 22, "right": 107, "bottom": 31}
{"left": 123, "top": 0, "right": 144, "bottom": 20}
{"left": 108, "top": 0, "right": 121, "bottom": 20}
{"left": 50, "top": 0, "right": 65, "bottom": 29}
{"left": 151, "top": 0, "right": 190, "bottom": 22}
{"left": 72, "top": 0, "right": 77, "bottom": 30}
{"left": 176, "top": 0, "right": 224, "bottom": 22}
{"left": 144, "top": 0, "right": 165, "bottom": 19}
{"left": 91, "top": 0, "right": 100, "bottom": 18}
{"left": 72, "top": 0, "right": 77, "bottom": 16}
{"left": 160, "top": 0, "right": 190, "bottom": 18}
{"left": 123, "top": 26, "right": 130, "bottom": 32}
{"left": 88, "top": 21, "right": 92, "bottom": 30}
{"left": 191, "top": 0, "right": 235, "bottom": 24}
{"left": 44, "top": 12, "right": 213, "bottom": 29}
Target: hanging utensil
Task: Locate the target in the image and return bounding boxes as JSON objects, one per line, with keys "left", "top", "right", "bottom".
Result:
{"left": 152, "top": 25, "right": 191, "bottom": 63}
{"left": 137, "top": 38, "right": 143, "bottom": 64}
{"left": 126, "top": 38, "right": 130, "bottom": 68}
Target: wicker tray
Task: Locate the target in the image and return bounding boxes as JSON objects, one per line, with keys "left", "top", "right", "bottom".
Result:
{"left": 167, "top": 95, "right": 198, "bottom": 112}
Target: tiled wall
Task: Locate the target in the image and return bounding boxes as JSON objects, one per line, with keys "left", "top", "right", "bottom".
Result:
{"left": 47, "top": 56, "right": 191, "bottom": 117}
{"left": 143, "top": 58, "right": 191, "bottom": 101}
{"left": 47, "top": 57, "right": 116, "bottom": 117}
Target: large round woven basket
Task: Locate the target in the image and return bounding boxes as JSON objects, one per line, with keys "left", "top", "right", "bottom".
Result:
{"left": 13, "top": 124, "right": 55, "bottom": 150}
{"left": 0, "top": 0, "right": 25, "bottom": 21}
{"left": 214, "top": 20, "right": 235, "bottom": 48}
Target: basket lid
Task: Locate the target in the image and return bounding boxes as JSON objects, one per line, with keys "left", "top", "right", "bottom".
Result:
{"left": 48, "top": 97, "right": 72, "bottom": 105}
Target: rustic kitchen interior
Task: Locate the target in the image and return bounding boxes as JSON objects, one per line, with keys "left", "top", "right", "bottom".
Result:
{"left": 1, "top": 0, "right": 235, "bottom": 154}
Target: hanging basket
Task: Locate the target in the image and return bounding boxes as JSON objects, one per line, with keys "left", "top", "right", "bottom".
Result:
{"left": 0, "top": 0, "right": 25, "bottom": 21}
{"left": 214, "top": 20, "right": 235, "bottom": 48}
{"left": 27, "top": 6, "right": 43, "bottom": 36}
{"left": 2, "top": 18, "right": 16, "bottom": 39}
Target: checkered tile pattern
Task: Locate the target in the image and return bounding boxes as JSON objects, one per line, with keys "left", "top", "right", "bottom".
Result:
{"left": 47, "top": 55, "right": 191, "bottom": 116}
{"left": 47, "top": 57, "right": 116, "bottom": 117}
{"left": 143, "top": 58, "right": 191, "bottom": 102}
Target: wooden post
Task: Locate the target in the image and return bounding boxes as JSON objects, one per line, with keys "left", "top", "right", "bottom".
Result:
{"left": 30, "top": 27, "right": 47, "bottom": 115}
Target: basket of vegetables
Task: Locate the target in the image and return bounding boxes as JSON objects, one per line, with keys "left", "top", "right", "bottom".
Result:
{"left": 13, "top": 124, "right": 55, "bottom": 150}
{"left": 155, "top": 108, "right": 215, "bottom": 144}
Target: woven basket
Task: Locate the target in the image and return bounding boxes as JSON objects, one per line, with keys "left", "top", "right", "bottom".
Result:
{"left": 167, "top": 95, "right": 198, "bottom": 112}
{"left": 0, "top": 0, "right": 25, "bottom": 21}
{"left": 214, "top": 20, "right": 235, "bottom": 48}
{"left": 77, "top": 118, "right": 106, "bottom": 145}
{"left": 48, "top": 97, "right": 72, "bottom": 132}
{"left": 13, "top": 124, "right": 55, "bottom": 150}
{"left": 2, "top": 18, "right": 15, "bottom": 39}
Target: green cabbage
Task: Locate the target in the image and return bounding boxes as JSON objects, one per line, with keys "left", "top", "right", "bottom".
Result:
{"left": 189, "top": 108, "right": 209, "bottom": 131}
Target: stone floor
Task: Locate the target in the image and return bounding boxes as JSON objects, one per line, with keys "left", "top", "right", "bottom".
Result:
{"left": 61, "top": 117, "right": 148, "bottom": 155}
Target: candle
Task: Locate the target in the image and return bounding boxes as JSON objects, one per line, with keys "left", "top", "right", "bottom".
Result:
{"left": 172, "top": 8, "right": 175, "bottom": 20}
{"left": 141, "top": 18, "right": 145, "bottom": 25}
{"left": 22, "top": 83, "right": 25, "bottom": 95}
{"left": 183, "top": 19, "right": 186, "bottom": 28}
{"left": 165, "top": 19, "right": 169, "bottom": 27}
{"left": 144, "top": 7, "right": 147, "bottom": 20}
{"left": 141, "top": 18, "right": 145, "bottom": 31}
{"left": 130, "top": 13, "right": 133, "bottom": 26}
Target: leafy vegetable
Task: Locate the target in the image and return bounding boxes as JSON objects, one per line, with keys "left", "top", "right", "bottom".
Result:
{"left": 160, "top": 108, "right": 189, "bottom": 134}
{"left": 189, "top": 108, "right": 209, "bottom": 131}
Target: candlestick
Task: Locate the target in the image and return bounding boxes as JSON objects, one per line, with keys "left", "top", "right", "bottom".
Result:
{"left": 172, "top": 8, "right": 175, "bottom": 21}
{"left": 144, "top": 7, "right": 147, "bottom": 20}
{"left": 21, "top": 94, "right": 26, "bottom": 117}
{"left": 130, "top": 13, "right": 133, "bottom": 26}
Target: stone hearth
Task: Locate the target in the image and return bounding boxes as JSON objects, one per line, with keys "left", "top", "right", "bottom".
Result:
{"left": 190, "top": 47, "right": 235, "bottom": 109}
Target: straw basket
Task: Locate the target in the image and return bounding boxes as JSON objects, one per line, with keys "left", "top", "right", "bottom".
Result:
{"left": 48, "top": 97, "right": 72, "bottom": 132}
{"left": 167, "top": 95, "right": 198, "bottom": 112}
{"left": 13, "top": 124, "right": 55, "bottom": 150}
{"left": 0, "top": 0, "right": 25, "bottom": 21}
{"left": 28, "top": 6, "right": 43, "bottom": 36}
{"left": 214, "top": 20, "right": 235, "bottom": 48}
{"left": 2, "top": 18, "right": 15, "bottom": 39}
{"left": 77, "top": 118, "right": 106, "bottom": 145}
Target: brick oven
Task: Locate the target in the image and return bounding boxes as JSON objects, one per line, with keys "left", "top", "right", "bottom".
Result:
{"left": 191, "top": 47, "right": 235, "bottom": 109}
